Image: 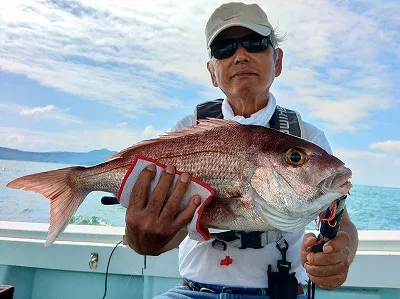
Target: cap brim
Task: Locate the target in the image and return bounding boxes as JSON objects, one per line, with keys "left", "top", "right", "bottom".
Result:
{"left": 207, "top": 22, "right": 272, "bottom": 48}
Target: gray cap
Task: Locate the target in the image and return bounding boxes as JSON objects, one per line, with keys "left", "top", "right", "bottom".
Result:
{"left": 205, "top": 2, "right": 273, "bottom": 48}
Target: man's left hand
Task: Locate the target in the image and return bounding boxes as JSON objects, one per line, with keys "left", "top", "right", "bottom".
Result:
{"left": 301, "top": 232, "right": 351, "bottom": 290}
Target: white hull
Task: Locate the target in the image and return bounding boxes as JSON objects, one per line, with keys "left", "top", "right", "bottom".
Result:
{"left": 1, "top": 221, "right": 399, "bottom": 298}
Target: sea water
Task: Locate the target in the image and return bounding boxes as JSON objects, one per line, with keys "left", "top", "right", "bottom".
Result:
{"left": 1, "top": 159, "right": 399, "bottom": 230}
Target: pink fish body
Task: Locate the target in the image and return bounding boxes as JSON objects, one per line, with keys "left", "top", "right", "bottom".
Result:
{"left": 6, "top": 119, "right": 352, "bottom": 246}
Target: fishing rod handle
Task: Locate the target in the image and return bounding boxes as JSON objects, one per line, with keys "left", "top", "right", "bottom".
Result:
{"left": 311, "top": 196, "right": 347, "bottom": 253}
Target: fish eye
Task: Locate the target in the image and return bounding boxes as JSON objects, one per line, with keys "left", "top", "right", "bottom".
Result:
{"left": 285, "top": 148, "right": 307, "bottom": 166}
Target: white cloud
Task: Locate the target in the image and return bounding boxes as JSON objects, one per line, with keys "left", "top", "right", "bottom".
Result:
{"left": 0, "top": 0, "right": 211, "bottom": 114}
{"left": 6, "top": 135, "right": 24, "bottom": 145}
{"left": 0, "top": 125, "right": 167, "bottom": 152}
{"left": 116, "top": 122, "right": 128, "bottom": 127}
{"left": 143, "top": 125, "right": 165, "bottom": 138}
{"left": 333, "top": 149, "right": 385, "bottom": 160}
{"left": 334, "top": 146, "right": 400, "bottom": 188}
{"left": 370, "top": 140, "right": 400, "bottom": 152}
{"left": 0, "top": 0, "right": 398, "bottom": 131}
{"left": 1, "top": 103, "right": 82, "bottom": 124}
{"left": 20, "top": 105, "right": 56, "bottom": 116}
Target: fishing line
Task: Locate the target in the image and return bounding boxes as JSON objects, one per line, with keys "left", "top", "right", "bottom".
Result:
{"left": 102, "top": 240, "right": 122, "bottom": 299}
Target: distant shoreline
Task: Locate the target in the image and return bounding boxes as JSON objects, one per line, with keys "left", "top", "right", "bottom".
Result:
{"left": 0, "top": 146, "right": 117, "bottom": 166}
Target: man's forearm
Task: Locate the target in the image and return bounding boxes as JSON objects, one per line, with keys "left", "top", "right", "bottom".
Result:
{"left": 159, "top": 230, "right": 188, "bottom": 253}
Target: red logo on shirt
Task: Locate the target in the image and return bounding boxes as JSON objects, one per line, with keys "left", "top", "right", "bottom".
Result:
{"left": 220, "top": 256, "right": 233, "bottom": 266}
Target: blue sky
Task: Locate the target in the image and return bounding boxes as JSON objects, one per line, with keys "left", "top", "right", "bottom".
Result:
{"left": 0, "top": 0, "right": 399, "bottom": 188}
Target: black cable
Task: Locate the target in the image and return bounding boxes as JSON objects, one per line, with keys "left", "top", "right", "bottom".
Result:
{"left": 312, "top": 282, "right": 316, "bottom": 299}
{"left": 307, "top": 280, "right": 316, "bottom": 299}
{"left": 102, "top": 240, "right": 122, "bottom": 299}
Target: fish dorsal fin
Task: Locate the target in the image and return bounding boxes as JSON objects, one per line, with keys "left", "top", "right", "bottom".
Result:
{"left": 159, "top": 118, "right": 238, "bottom": 139}
{"left": 107, "top": 118, "right": 239, "bottom": 160}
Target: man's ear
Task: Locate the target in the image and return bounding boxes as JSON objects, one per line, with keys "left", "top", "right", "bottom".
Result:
{"left": 207, "top": 61, "right": 218, "bottom": 87}
{"left": 274, "top": 48, "right": 283, "bottom": 77}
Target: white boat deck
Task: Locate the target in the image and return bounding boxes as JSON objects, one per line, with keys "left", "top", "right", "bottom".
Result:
{"left": 1, "top": 221, "right": 400, "bottom": 298}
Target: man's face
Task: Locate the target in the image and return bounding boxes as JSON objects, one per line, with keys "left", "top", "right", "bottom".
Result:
{"left": 207, "top": 27, "right": 283, "bottom": 99}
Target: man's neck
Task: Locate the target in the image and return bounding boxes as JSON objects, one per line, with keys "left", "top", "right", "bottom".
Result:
{"left": 227, "top": 92, "right": 270, "bottom": 118}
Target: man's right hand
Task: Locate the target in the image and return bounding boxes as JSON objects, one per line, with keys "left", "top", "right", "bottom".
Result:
{"left": 125, "top": 163, "right": 201, "bottom": 256}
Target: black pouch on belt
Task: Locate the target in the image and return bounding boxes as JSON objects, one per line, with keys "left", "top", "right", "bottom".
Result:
{"left": 267, "top": 264, "right": 298, "bottom": 299}
{"left": 267, "top": 239, "right": 299, "bottom": 299}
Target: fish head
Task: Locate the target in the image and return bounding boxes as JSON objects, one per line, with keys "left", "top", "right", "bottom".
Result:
{"left": 250, "top": 129, "right": 352, "bottom": 223}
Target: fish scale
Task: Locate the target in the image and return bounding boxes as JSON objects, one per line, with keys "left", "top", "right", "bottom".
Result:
{"left": 155, "top": 151, "right": 249, "bottom": 198}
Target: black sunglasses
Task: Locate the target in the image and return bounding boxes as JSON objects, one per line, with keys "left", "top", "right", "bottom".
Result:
{"left": 210, "top": 34, "right": 272, "bottom": 60}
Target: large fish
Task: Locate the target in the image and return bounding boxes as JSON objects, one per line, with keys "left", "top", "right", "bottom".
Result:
{"left": 7, "top": 119, "right": 352, "bottom": 246}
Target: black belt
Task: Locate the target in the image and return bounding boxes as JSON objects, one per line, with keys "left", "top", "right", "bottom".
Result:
{"left": 183, "top": 279, "right": 304, "bottom": 295}
{"left": 183, "top": 279, "right": 268, "bottom": 295}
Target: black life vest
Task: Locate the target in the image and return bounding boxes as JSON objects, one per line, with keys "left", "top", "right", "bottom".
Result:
{"left": 195, "top": 98, "right": 304, "bottom": 138}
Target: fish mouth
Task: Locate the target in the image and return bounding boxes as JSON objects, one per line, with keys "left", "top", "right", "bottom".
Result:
{"left": 319, "top": 167, "right": 353, "bottom": 195}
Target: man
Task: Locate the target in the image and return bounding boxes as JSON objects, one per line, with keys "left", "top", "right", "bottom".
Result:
{"left": 125, "top": 2, "right": 358, "bottom": 298}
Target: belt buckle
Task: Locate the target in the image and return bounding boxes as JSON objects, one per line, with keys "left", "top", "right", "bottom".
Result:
{"left": 238, "top": 231, "right": 265, "bottom": 249}
{"left": 199, "top": 287, "right": 216, "bottom": 293}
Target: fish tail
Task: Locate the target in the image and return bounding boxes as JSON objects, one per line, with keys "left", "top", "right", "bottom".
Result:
{"left": 6, "top": 166, "right": 89, "bottom": 246}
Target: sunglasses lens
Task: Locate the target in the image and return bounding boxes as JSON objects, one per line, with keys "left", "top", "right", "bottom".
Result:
{"left": 243, "top": 37, "right": 269, "bottom": 52}
{"left": 211, "top": 41, "right": 237, "bottom": 59}
{"left": 211, "top": 35, "right": 271, "bottom": 59}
